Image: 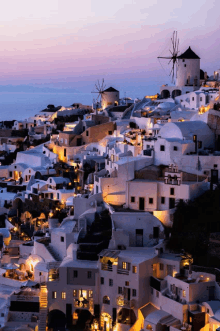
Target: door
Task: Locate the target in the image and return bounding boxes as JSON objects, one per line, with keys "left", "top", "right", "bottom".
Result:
{"left": 66, "top": 304, "right": 72, "bottom": 327}
{"left": 167, "top": 265, "right": 173, "bottom": 276}
{"left": 139, "top": 197, "right": 145, "bottom": 210}
{"left": 136, "top": 229, "right": 143, "bottom": 247}
{"left": 169, "top": 198, "right": 175, "bottom": 209}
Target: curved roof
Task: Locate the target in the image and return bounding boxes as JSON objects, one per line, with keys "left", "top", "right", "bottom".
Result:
{"left": 145, "top": 310, "right": 170, "bottom": 324}
{"left": 159, "top": 121, "right": 212, "bottom": 140}
{"left": 177, "top": 46, "right": 200, "bottom": 59}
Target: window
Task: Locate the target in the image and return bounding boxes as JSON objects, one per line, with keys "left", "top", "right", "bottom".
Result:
{"left": 125, "top": 281, "right": 129, "bottom": 286}
{"left": 173, "top": 146, "right": 178, "bottom": 151}
{"left": 153, "top": 227, "right": 159, "bottom": 239}
{"left": 29, "top": 170, "right": 31, "bottom": 173}
{"left": 73, "top": 270, "right": 78, "bottom": 278}
{"left": 52, "top": 291, "right": 57, "bottom": 299}
{"left": 132, "top": 266, "right": 137, "bottom": 274}
{"left": 109, "top": 279, "right": 113, "bottom": 286}
{"left": 149, "top": 198, "right": 153, "bottom": 204}
{"left": 61, "top": 292, "right": 66, "bottom": 299}
{"left": 200, "top": 97, "right": 202, "bottom": 101}
{"left": 86, "top": 130, "right": 89, "bottom": 136}
{"left": 160, "top": 145, "right": 165, "bottom": 151}
{"left": 214, "top": 164, "right": 218, "bottom": 168}
{"left": 118, "top": 287, "right": 123, "bottom": 294}
{"left": 57, "top": 193, "right": 60, "bottom": 199}
{"left": 198, "top": 141, "right": 202, "bottom": 149}
{"left": 160, "top": 263, "right": 164, "bottom": 271}
{"left": 156, "top": 291, "right": 159, "bottom": 298}
{"left": 73, "top": 290, "right": 77, "bottom": 297}
{"left": 88, "top": 290, "right": 93, "bottom": 298}
{"left": 189, "top": 317, "right": 192, "bottom": 323}
{"left": 61, "top": 236, "right": 64, "bottom": 242}
{"left": 122, "top": 262, "right": 127, "bottom": 269}
{"left": 64, "top": 148, "right": 66, "bottom": 157}
{"left": 184, "top": 64, "right": 186, "bottom": 67}
{"left": 161, "top": 197, "right": 165, "bottom": 204}
{"left": 207, "top": 308, "right": 209, "bottom": 314}
{"left": 132, "top": 289, "right": 137, "bottom": 297}
{"left": 88, "top": 271, "right": 92, "bottom": 279}
{"left": 108, "top": 131, "right": 113, "bottom": 135}
{"left": 131, "top": 196, "right": 135, "bottom": 203}
{"left": 100, "top": 277, "right": 104, "bottom": 284}
{"left": 14, "top": 166, "right": 17, "bottom": 169}
{"left": 192, "top": 97, "right": 194, "bottom": 101}
{"left": 9, "top": 171, "right": 12, "bottom": 177}
{"left": 182, "top": 290, "right": 186, "bottom": 298}
{"left": 170, "top": 187, "right": 175, "bottom": 195}
{"left": 182, "top": 59, "right": 185, "bottom": 62}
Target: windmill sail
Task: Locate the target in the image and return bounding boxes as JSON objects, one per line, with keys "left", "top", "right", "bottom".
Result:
{"left": 158, "top": 31, "right": 179, "bottom": 83}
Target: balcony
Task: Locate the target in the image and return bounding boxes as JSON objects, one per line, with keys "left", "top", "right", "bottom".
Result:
{"left": 150, "top": 276, "right": 167, "bottom": 291}
{"left": 117, "top": 268, "right": 129, "bottom": 275}
{"left": 74, "top": 298, "right": 93, "bottom": 309}
{"left": 101, "top": 263, "right": 113, "bottom": 272}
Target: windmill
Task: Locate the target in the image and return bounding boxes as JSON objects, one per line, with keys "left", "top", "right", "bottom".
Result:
{"left": 91, "top": 79, "right": 106, "bottom": 109}
{"left": 157, "top": 31, "right": 180, "bottom": 84}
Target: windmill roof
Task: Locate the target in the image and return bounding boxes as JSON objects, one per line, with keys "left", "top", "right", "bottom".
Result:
{"left": 177, "top": 47, "right": 200, "bottom": 59}
{"left": 103, "top": 87, "right": 119, "bottom": 92}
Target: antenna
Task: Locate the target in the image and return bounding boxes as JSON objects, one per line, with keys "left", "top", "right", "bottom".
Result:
{"left": 157, "top": 31, "right": 180, "bottom": 83}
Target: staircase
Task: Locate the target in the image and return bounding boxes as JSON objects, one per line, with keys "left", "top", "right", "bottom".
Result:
{"left": 38, "top": 284, "right": 48, "bottom": 331}
{"left": 46, "top": 244, "right": 61, "bottom": 261}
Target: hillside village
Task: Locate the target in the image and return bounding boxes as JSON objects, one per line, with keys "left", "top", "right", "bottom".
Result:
{"left": 0, "top": 46, "right": 220, "bottom": 331}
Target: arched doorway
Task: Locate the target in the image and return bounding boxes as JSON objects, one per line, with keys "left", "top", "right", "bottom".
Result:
{"left": 117, "top": 308, "right": 136, "bottom": 326}
{"left": 172, "top": 89, "right": 181, "bottom": 98}
{"left": 48, "top": 309, "right": 66, "bottom": 331}
{"left": 101, "top": 312, "right": 112, "bottom": 331}
{"left": 74, "top": 309, "right": 93, "bottom": 330}
{"left": 161, "top": 90, "right": 170, "bottom": 99}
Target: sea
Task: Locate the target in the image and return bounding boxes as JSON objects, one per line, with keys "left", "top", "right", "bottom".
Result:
{"left": 0, "top": 83, "right": 161, "bottom": 121}
{"left": 0, "top": 92, "right": 94, "bottom": 122}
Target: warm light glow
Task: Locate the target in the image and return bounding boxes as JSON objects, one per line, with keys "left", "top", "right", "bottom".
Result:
{"left": 145, "top": 94, "right": 158, "bottom": 99}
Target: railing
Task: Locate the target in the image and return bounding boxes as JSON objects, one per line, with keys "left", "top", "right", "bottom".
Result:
{"left": 117, "top": 269, "right": 129, "bottom": 275}
{"left": 74, "top": 298, "right": 93, "bottom": 309}
{"left": 101, "top": 264, "right": 113, "bottom": 271}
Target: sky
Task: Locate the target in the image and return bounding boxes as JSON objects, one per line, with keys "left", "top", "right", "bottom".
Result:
{"left": 0, "top": 0, "right": 220, "bottom": 93}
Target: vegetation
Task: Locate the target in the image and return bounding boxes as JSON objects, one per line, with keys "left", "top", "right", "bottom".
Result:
{"left": 166, "top": 188, "right": 220, "bottom": 267}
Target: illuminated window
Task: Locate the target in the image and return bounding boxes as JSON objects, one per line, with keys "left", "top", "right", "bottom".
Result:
{"left": 73, "top": 290, "right": 77, "bottom": 297}
{"left": 88, "top": 290, "right": 93, "bottom": 298}
{"left": 52, "top": 291, "right": 57, "bottom": 299}
{"left": 146, "top": 324, "right": 153, "bottom": 330}
{"left": 61, "top": 292, "right": 66, "bottom": 299}
{"left": 122, "top": 262, "right": 127, "bottom": 270}
{"left": 30, "top": 264, "right": 34, "bottom": 272}
{"left": 182, "top": 290, "right": 186, "bottom": 298}
{"left": 132, "top": 266, "right": 137, "bottom": 274}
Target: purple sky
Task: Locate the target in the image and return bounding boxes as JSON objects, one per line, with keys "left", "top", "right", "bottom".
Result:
{"left": 1, "top": 0, "right": 220, "bottom": 91}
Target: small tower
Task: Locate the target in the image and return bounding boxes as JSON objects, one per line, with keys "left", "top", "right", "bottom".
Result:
{"left": 101, "top": 87, "right": 119, "bottom": 109}
{"left": 176, "top": 47, "right": 200, "bottom": 89}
